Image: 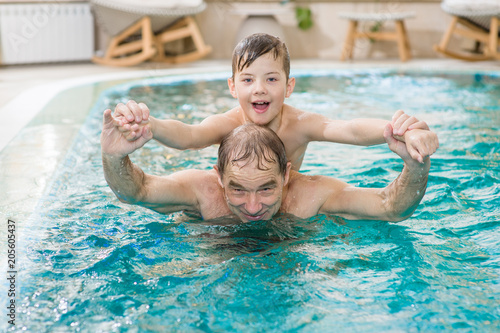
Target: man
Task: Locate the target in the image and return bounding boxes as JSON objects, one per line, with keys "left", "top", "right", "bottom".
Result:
{"left": 101, "top": 109, "right": 437, "bottom": 222}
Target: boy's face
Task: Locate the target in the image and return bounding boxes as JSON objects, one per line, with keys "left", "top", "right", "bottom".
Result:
{"left": 228, "top": 53, "right": 295, "bottom": 127}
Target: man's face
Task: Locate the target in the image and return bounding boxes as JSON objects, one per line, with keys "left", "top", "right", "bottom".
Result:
{"left": 216, "top": 158, "right": 290, "bottom": 222}
{"left": 228, "top": 53, "right": 295, "bottom": 127}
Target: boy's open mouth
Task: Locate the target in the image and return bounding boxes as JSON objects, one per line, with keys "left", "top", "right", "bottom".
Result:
{"left": 252, "top": 102, "right": 269, "bottom": 113}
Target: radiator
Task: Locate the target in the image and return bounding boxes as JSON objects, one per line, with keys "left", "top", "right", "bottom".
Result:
{"left": 0, "top": 3, "right": 94, "bottom": 65}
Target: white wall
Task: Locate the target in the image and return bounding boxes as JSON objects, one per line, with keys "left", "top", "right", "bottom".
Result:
{"left": 196, "top": 1, "right": 454, "bottom": 60}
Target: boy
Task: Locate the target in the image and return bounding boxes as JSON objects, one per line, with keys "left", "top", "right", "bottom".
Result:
{"left": 111, "top": 33, "right": 437, "bottom": 170}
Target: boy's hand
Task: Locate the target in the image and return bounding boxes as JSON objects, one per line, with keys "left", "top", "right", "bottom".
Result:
{"left": 112, "top": 101, "right": 151, "bottom": 142}
{"left": 114, "top": 100, "right": 150, "bottom": 124}
{"left": 101, "top": 109, "right": 153, "bottom": 158}
{"left": 391, "top": 110, "right": 429, "bottom": 137}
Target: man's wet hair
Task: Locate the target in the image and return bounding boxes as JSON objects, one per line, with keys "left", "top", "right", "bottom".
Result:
{"left": 217, "top": 123, "right": 288, "bottom": 178}
{"left": 231, "top": 33, "right": 290, "bottom": 81}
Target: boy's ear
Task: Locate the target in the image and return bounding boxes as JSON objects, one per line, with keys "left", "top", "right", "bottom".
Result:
{"left": 285, "top": 77, "right": 296, "bottom": 98}
{"left": 228, "top": 78, "right": 238, "bottom": 98}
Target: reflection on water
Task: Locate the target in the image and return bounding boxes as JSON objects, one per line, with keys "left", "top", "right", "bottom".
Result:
{"left": 3, "top": 70, "right": 500, "bottom": 332}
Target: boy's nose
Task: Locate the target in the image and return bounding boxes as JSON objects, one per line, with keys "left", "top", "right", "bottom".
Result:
{"left": 253, "top": 80, "right": 267, "bottom": 94}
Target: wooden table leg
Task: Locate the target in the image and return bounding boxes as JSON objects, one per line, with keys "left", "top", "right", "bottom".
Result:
{"left": 401, "top": 20, "right": 412, "bottom": 59}
{"left": 488, "top": 17, "right": 499, "bottom": 60}
{"left": 395, "top": 20, "right": 410, "bottom": 61}
{"left": 340, "top": 20, "right": 358, "bottom": 60}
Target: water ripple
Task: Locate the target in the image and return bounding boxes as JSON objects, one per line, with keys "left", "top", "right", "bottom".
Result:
{"left": 7, "top": 70, "right": 500, "bottom": 333}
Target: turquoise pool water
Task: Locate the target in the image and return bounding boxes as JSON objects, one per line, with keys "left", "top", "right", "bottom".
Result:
{"left": 2, "top": 69, "right": 500, "bottom": 332}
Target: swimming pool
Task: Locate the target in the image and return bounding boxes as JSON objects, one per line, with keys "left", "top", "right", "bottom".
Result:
{"left": 1, "top": 67, "right": 499, "bottom": 332}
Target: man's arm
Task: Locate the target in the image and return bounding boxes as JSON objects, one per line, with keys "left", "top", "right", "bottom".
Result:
{"left": 101, "top": 109, "right": 199, "bottom": 214}
{"left": 318, "top": 123, "right": 435, "bottom": 222}
{"left": 113, "top": 100, "right": 239, "bottom": 150}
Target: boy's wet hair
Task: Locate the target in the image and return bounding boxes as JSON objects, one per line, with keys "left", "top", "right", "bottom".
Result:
{"left": 231, "top": 33, "right": 290, "bottom": 81}
{"left": 218, "top": 123, "right": 288, "bottom": 178}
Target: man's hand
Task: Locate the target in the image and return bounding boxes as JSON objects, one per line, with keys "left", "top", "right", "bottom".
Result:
{"left": 101, "top": 109, "right": 153, "bottom": 158}
{"left": 113, "top": 101, "right": 152, "bottom": 142}
{"left": 402, "top": 128, "right": 439, "bottom": 163}
{"left": 390, "top": 110, "right": 438, "bottom": 163}
{"left": 384, "top": 123, "right": 438, "bottom": 164}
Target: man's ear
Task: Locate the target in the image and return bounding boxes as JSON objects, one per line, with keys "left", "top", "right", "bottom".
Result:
{"left": 213, "top": 165, "right": 223, "bottom": 188}
{"left": 228, "top": 78, "right": 238, "bottom": 98}
{"left": 283, "top": 162, "right": 292, "bottom": 186}
{"left": 285, "top": 77, "right": 296, "bottom": 98}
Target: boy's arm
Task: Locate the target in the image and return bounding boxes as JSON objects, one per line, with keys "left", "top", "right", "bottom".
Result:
{"left": 301, "top": 111, "right": 387, "bottom": 145}
{"left": 318, "top": 124, "right": 433, "bottom": 221}
{"left": 321, "top": 116, "right": 388, "bottom": 145}
{"left": 150, "top": 113, "right": 240, "bottom": 150}
{"left": 114, "top": 100, "right": 239, "bottom": 150}
{"left": 301, "top": 109, "right": 434, "bottom": 162}
{"left": 307, "top": 110, "right": 427, "bottom": 146}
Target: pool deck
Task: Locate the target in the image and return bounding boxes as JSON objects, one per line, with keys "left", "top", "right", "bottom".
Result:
{"left": 1, "top": 58, "right": 499, "bottom": 152}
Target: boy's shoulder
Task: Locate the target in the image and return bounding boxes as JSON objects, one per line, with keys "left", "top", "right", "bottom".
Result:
{"left": 279, "top": 104, "right": 335, "bottom": 141}
{"left": 282, "top": 104, "right": 325, "bottom": 125}
{"left": 223, "top": 106, "right": 244, "bottom": 117}
{"left": 202, "top": 106, "right": 245, "bottom": 127}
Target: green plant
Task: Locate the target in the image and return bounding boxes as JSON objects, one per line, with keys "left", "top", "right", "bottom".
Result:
{"left": 369, "top": 21, "right": 383, "bottom": 43}
{"left": 281, "top": 1, "right": 313, "bottom": 31}
{"left": 295, "top": 6, "right": 313, "bottom": 30}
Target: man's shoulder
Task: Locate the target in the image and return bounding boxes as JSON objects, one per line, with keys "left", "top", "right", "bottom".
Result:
{"left": 288, "top": 171, "right": 346, "bottom": 193}
{"left": 174, "top": 169, "right": 221, "bottom": 200}
{"left": 168, "top": 168, "right": 218, "bottom": 188}
{"left": 288, "top": 171, "right": 325, "bottom": 185}
{"left": 176, "top": 168, "right": 218, "bottom": 181}
{"left": 282, "top": 171, "right": 333, "bottom": 218}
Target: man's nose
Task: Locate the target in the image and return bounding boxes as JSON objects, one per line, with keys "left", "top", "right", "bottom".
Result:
{"left": 245, "top": 193, "right": 262, "bottom": 214}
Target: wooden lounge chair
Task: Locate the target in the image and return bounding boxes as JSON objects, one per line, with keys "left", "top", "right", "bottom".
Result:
{"left": 434, "top": 0, "right": 500, "bottom": 61}
{"left": 90, "top": 0, "right": 212, "bottom": 66}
